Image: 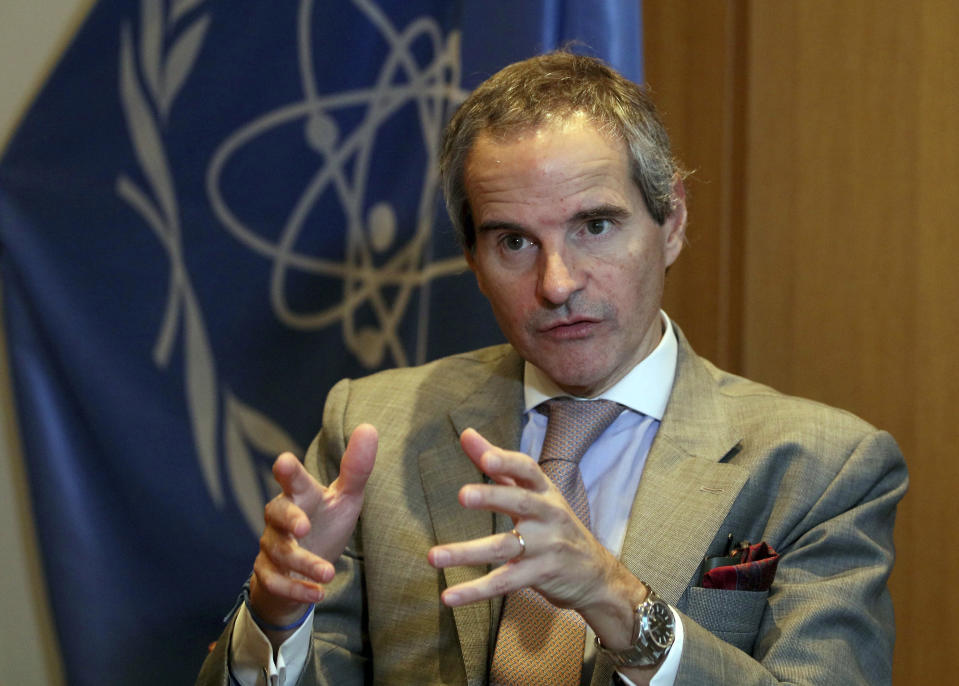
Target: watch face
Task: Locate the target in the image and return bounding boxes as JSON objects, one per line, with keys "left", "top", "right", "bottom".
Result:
{"left": 642, "top": 601, "right": 675, "bottom": 650}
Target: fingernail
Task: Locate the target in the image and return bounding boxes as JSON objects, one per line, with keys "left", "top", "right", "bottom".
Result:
{"left": 463, "top": 488, "right": 480, "bottom": 506}
{"left": 432, "top": 549, "right": 450, "bottom": 567}
{"left": 485, "top": 453, "right": 501, "bottom": 470}
{"left": 444, "top": 591, "right": 460, "bottom": 606}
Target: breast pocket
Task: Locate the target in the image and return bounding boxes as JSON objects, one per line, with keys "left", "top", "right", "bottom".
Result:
{"left": 682, "top": 587, "right": 769, "bottom": 654}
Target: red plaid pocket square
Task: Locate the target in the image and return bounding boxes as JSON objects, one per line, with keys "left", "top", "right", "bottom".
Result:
{"left": 701, "top": 541, "right": 780, "bottom": 592}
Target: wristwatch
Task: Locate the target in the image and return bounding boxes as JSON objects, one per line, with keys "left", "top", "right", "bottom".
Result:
{"left": 594, "top": 581, "right": 675, "bottom": 668}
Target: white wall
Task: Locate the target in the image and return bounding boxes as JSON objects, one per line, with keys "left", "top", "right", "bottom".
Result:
{"left": 0, "top": 1, "right": 94, "bottom": 682}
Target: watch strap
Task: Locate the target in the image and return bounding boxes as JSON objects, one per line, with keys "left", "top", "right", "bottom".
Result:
{"left": 594, "top": 582, "right": 675, "bottom": 669}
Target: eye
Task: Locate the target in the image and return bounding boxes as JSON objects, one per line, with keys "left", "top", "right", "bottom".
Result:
{"left": 501, "top": 233, "right": 531, "bottom": 251}
{"left": 585, "top": 218, "right": 613, "bottom": 236}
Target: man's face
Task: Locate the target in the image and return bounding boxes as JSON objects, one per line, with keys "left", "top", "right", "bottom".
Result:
{"left": 464, "top": 116, "right": 686, "bottom": 397}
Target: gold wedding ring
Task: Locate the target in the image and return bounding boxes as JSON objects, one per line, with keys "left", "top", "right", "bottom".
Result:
{"left": 510, "top": 528, "right": 527, "bottom": 560}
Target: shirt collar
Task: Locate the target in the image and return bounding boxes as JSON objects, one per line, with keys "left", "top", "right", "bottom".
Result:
{"left": 523, "top": 311, "right": 678, "bottom": 420}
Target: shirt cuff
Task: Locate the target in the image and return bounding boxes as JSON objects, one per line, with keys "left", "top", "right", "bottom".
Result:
{"left": 229, "top": 603, "right": 314, "bottom": 686}
{"left": 616, "top": 606, "right": 684, "bottom": 686}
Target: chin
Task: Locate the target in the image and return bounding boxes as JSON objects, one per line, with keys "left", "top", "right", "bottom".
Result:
{"left": 542, "top": 363, "right": 611, "bottom": 398}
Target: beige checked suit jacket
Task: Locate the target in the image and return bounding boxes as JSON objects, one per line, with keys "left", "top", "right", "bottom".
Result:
{"left": 198, "top": 329, "right": 907, "bottom": 685}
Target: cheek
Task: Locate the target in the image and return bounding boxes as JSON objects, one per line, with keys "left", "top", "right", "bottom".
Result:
{"left": 473, "top": 272, "right": 489, "bottom": 299}
{"left": 477, "top": 273, "right": 530, "bottom": 324}
{"left": 597, "top": 246, "right": 664, "bottom": 308}
{"left": 489, "top": 290, "right": 530, "bottom": 327}
{"left": 619, "top": 238, "right": 666, "bottom": 279}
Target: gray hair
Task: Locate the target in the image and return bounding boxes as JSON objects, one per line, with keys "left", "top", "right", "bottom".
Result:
{"left": 440, "top": 51, "right": 683, "bottom": 251}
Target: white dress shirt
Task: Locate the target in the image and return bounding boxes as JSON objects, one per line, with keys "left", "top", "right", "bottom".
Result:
{"left": 230, "top": 312, "right": 683, "bottom": 685}
{"left": 522, "top": 311, "right": 683, "bottom": 686}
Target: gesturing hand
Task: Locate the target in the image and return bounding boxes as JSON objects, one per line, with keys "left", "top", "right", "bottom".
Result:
{"left": 249, "top": 423, "right": 378, "bottom": 631}
{"left": 427, "top": 428, "right": 625, "bottom": 614}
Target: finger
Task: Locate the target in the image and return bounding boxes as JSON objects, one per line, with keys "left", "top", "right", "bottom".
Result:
{"left": 460, "top": 428, "right": 502, "bottom": 473}
{"left": 429, "top": 530, "right": 526, "bottom": 569}
{"left": 460, "top": 428, "right": 545, "bottom": 489}
{"left": 263, "top": 492, "right": 312, "bottom": 539}
{"left": 253, "top": 552, "right": 326, "bottom": 606}
{"left": 259, "top": 505, "right": 336, "bottom": 580}
{"left": 273, "top": 452, "right": 322, "bottom": 505}
{"left": 459, "top": 482, "right": 553, "bottom": 523}
{"left": 334, "top": 423, "right": 378, "bottom": 497}
{"left": 259, "top": 524, "right": 336, "bottom": 584}
{"left": 440, "top": 560, "right": 539, "bottom": 607}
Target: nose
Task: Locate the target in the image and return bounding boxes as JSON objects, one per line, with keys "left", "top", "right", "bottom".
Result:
{"left": 537, "top": 249, "right": 581, "bottom": 305}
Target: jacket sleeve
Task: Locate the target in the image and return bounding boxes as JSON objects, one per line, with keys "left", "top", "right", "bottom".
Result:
{"left": 295, "top": 378, "right": 370, "bottom": 685}
{"left": 195, "top": 378, "right": 370, "bottom": 686}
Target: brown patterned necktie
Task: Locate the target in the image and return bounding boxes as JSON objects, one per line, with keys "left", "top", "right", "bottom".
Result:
{"left": 490, "top": 398, "right": 624, "bottom": 686}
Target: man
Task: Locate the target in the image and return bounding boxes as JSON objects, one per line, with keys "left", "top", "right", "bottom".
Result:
{"left": 198, "top": 52, "right": 907, "bottom": 685}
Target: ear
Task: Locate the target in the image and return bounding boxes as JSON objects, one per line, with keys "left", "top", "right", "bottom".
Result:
{"left": 662, "top": 175, "right": 687, "bottom": 268}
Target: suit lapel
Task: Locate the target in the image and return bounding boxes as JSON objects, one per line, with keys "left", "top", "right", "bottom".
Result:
{"left": 592, "top": 330, "right": 749, "bottom": 686}
{"left": 416, "top": 333, "right": 748, "bottom": 683}
{"left": 618, "top": 437, "right": 748, "bottom": 604}
{"left": 418, "top": 348, "right": 524, "bottom": 685}
{"left": 618, "top": 329, "right": 749, "bottom": 605}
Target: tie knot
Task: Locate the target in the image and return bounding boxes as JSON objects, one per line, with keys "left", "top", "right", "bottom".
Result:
{"left": 539, "top": 398, "right": 623, "bottom": 466}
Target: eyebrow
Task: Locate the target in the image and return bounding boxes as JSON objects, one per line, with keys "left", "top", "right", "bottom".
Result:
{"left": 476, "top": 204, "right": 632, "bottom": 236}
{"left": 475, "top": 219, "right": 526, "bottom": 235}
{"left": 572, "top": 204, "right": 632, "bottom": 223}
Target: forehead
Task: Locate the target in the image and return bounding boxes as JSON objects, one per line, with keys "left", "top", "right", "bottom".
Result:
{"left": 467, "top": 114, "right": 626, "bottom": 172}
{"left": 464, "top": 118, "right": 634, "bottom": 221}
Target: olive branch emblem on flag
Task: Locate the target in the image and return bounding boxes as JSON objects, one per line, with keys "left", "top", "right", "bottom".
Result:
{"left": 116, "top": 0, "right": 468, "bottom": 534}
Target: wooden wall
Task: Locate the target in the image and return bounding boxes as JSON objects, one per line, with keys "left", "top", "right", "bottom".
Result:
{"left": 645, "top": 1, "right": 959, "bottom": 681}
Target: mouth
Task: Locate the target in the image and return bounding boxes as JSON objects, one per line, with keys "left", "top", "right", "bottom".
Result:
{"left": 539, "top": 317, "right": 601, "bottom": 340}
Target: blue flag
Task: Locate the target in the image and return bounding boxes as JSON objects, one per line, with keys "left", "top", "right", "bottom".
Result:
{"left": 0, "top": 1, "right": 641, "bottom": 683}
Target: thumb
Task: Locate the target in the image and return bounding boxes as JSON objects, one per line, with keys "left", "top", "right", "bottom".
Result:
{"left": 335, "top": 423, "right": 378, "bottom": 497}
